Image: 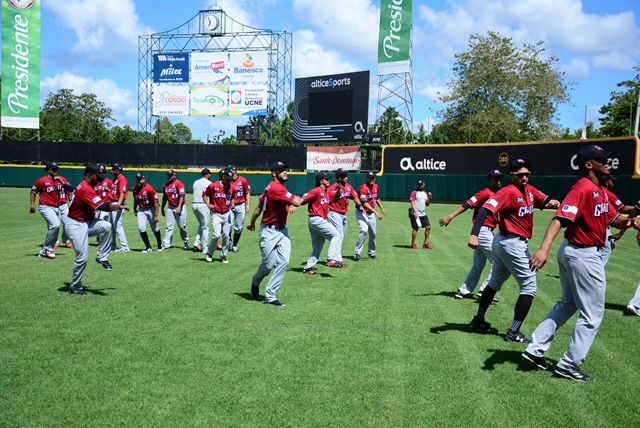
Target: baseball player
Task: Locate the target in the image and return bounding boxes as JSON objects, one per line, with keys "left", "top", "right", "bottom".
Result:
{"left": 228, "top": 165, "right": 251, "bottom": 253}
{"left": 95, "top": 175, "right": 113, "bottom": 222}
{"left": 599, "top": 175, "right": 635, "bottom": 264}
{"left": 132, "top": 173, "right": 162, "bottom": 252}
{"left": 161, "top": 170, "right": 190, "bottom": 250}
{"left": 326, "top": 169, "right": 367, "bottom": 264}
{"left": 469, "top": 159, "right": 560, "bottom": 343}
{"left": 109, "top": 163, "right": 130, "bottom": 252}
{"left": 203, "top": 169, "right": 235, "bottom": 263}
{"left": 409, "top": 180, "right": 433, "bottom": 249}
{"left": 628, "top": 229, "right": 640, "bottom": 316}
{"left": 192, "top": 168, "right": 212, "bottom": 253}
{"left": 301, "top": 172, "right": 343, "bottom": 274}
{"left": 247, "top": 161, "right": 303, "bottom": 306}
{"left": 63, "top": 164, "right": 128, "bottom": 295}
{"left": 524, "top": 145, "right": 640, "bottom": 381}
{"left": 440, "top": 170, "right": 503, "bottom": 300}
{"left": 354, "top": 172, "right": 386, "bottom": 260}
{"left": 30, "top": 162, "right": 75, "bottom": 258}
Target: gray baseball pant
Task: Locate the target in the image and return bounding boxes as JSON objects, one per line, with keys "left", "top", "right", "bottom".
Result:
{"left": 63, "top": 216, "right": 112, "bottom": 290}
{"left": 355, "top": 210, "right": 377, "bottom": 257}
{"left": 252, "top": 225, "right": 291, "bottom": 303}
{"left": 459, "top": 226, "right": 494, "bottom": 295}
{"left": 328, "top": 211, "right": 348, "bottom": 261}
{"left": 526, "top": 241, "right": 606, "bottom": 374}
{"left": 304, "top": 216, "right": 342, "bottom": 269}
{"left": 630, "top": 283, "right": 640, "bottom": 308}
{"left": 486, "top": 234, "right": 537, "bottom": 296}
{"left": 109, "top": 210, "right": 129, "bottom": 250}
{"left": 231, "top": 203, "right": 247, "bottom": 234}
{"left": 163, "top": 205, "right": 189, "bottom": 248}
{"left": 599, "top": 228, "right": 614, "bottom": 265}
{"left": 39, "top": 204, "right": 65, "bottom": 253}
{"left": 208, "top": 211, "right": 231, "bottom": 257}
{"left": 192, "top": 203, "right": 210, "bottom": 252}
{"left": 137, "top": 209, "right": 160, "bottom": 233}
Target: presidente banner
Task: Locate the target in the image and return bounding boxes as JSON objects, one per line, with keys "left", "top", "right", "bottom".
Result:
{"left": 381, "top": 137, "right": 640, "bottom": 176}
{"left": 1, "top": 0, "right": 41, "bottom": 129}
{"left": 153, "top": 53, "right": 189, "bottom": 83}
{"left": 377, "top": 0, "right": 412, "bottom": 75}
{"left": 306, "top": 146, "right": 362, "bottom": 171}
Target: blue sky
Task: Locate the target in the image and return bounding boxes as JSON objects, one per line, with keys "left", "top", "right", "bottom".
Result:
{"left": 18, "top": 0, "right": 640, "bottom": 141}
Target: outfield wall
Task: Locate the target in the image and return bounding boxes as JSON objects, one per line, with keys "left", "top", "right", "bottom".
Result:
{"left": 2, "top": 165, "right": 638, "bottom": 204}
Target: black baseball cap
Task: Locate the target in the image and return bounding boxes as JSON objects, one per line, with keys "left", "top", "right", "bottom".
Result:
{"left": 166, "top": 169, "right": 176, "bottom": 177}
{"left": 44, "top": 161, "right": 59, "bottom": 171}
{"left": 416, "top": 179, "right": 425, "bottom": 188}
{"left": 85, "top": 164, "right": 106, "bottom": 179}
{"left": 316, "top": 172, "right": 330, "bottom": 183}
{"left": 367, "top": 171, "right": 377, "bottom": 179}
{"left": 576, "top": 145, "right": 612, "bottom": 166}
{"left": 508, "top": 159, "right": 531, "bottom": 172}
{"left": 221, "top": 169, "right": 234, "bottom": 180}
{"left": 201, "top": 168, "right": 211, "bottom": 176}
{"left": 227, "top": 164, "right": 237, "bottom": 172}
{"left": 112, "top": 163, "right": 124, "bottom": 171}
{"left": 335, "top": 169, "right": 348, "bottom": 179}
{"left": 270, "top": 161, "right": 288, "bottom": 172}
{"left": 135, "top": 173, "right": 145, "bottom": 181}
{"left": 488, "top": 169, "right": 503, "bottom": 179}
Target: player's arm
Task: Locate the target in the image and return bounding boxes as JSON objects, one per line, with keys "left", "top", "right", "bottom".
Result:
{"left": 133, "top": 195, "right": 139, "bottom": 215}
{"left": 161, "top": 192, "right": 167, "bottom": 216}
{"left": 153, "top": 196, "right": 160, "bottom": 222}
{"left": 247, "top": 204, "right": 263, "bottom": 231}
{"left": 377, "top": 199, "right": 388, "bottom": 216}
{"left": 117, "top": 184, "right": 127, "bottom": 206}
{"left": 176, "top": 193, "right": 185, "bottom": 214}
{"left": 530, "top": 218, "right": 565, "bottom": 271}
{"left": 245, "top": 188, "right": 251, "bottom": 212}
{"left": 468, "top": 208, "right": 491, "bottom": 249}
{"left": 440, "top": 204, "right": 469, "bottom": 227}
{"left": 29, "top": 189, "right": 37, "bottom": 213}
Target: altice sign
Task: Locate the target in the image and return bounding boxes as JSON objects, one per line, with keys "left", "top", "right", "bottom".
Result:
{"left": 1, "top": 0, "right": 41, "bottom": 129}
{"left": 377, "top": 0, "right": 412, "bottom": 75}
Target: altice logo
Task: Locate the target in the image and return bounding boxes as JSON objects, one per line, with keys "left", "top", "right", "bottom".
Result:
{"left": 310, "top": 77, "right": 351, "bottom": 89}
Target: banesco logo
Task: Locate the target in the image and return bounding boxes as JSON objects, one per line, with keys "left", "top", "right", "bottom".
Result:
{"left": 400, "top": 157, "right": 447, "bottom": 171}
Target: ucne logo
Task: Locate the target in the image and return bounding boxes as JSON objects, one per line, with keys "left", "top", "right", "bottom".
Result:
{"left": 594, "top": 203, "right": 609, "bottom": 217}
{"left": 518, "top": 205, "right": 534, "bottom": 216}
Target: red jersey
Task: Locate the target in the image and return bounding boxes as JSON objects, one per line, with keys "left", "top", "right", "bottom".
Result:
{"left": 605, "top": 189, "right": 624, "bottom": 211}
{"left": 259, "top": 180, "right": 296, "bottom": 227}
{"left": 95, "top": 178, "right": 113, "bottom": 203}
{"left": 359, "top": 183, "right": 380, "bottom": 214}
{"left": 164, "top": 179, "right": 186, "bottom": 207}
{"left": 31, "top": 175, "right": 70, "bottom": 207}
{"left": 303, "top": 186, "right": 330, "bottom": 218}
{"left": 327, "top": 182, "right": 358, "bottom": 214}
{"left": 111, "top": 174, "right": 129, "bottom": 203}
{"left": 483, "top": 183, "right": 549, "bottom": 239}
{"left": 68, "top": 180, "right": 105, "bottom": 222}
{"left": 134, "top": 183, "right": 158, "bottom": 209}
{"left": 466, "top": 187, "right": 499, "bottom": 228}
{"left": 203, "top": 181, "right": 232, "bottom": 213}
{"left": 231, "top": 175, "right": 251, "bottom": 204}
{"left": 557, "top": 177, "right": 619, "bottom": 247}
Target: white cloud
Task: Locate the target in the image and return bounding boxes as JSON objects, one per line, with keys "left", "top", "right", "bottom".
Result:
{"left": 293, "top": 30, "right": 360, "bottom": 77}
{"left": 562, "top": 58, "right": 590, "bottom": 78}
{"left": 416, "top": 82, "right": 449, "bottom": 102}
{"left": 45, "top": 0, "right": 152, "bottom": 65}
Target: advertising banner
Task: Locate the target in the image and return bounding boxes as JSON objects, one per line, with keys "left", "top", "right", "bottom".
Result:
{"left": 377, "top": 0, "right": 412, "bottom": 75}
{"left": 306, "top": 146, "right": 362, "bottom": 171}
{"left": 1, "top": 0, "right": 41, "bottom": 129}
{"left": 153, "top": 53, "right": 189, "bottom": 83}
{"left": 228, "top": 84, "right": 268, "bottom": 116}
{"left": 152, "top": 84, "right": 189, "bottom": 116}
{"left": 190, "top": 85, "right": 227, "bottom": 116}
{"left": 228, "top": 51, "right": 269, "bottom": 85}
{"left": 190, "top": 52, "right": 229, "bottom": 84}
{"left": 381, "top": 138, "right": 639, "bottom": 176}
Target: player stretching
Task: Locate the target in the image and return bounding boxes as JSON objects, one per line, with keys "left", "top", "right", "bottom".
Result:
{"left": 524, "top": 145, "right": 640, "bottom": 381}
{"left": 161, "top": 170, "right": 190, "bottom": 250}
{"left": 247, "top": 162, "right": 303, "bottom": 306}
{"left": 354, "top": 172, "right": 386, "bottom": 260}
{"left": 409, "top": 180, "right": 433, "bottom": 249}
{"left": 203, "top": 169, "right": 235, "bottom": 263}
{"left": 469, "top": 159, "right": 559, "bottom": 343}
{"left": 132, "top": 173, "right": 163, "bottom": 252}
{"left": 229, "top": 165, "right": 251, "bottom": 253}
{"left": 327, "top": 169, "right": 366, "bottom": 265}
{"left": 110, "top": 163, "right": 130, "bottom": 252}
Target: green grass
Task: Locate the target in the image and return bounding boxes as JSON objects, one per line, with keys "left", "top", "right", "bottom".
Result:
{"left": 1, "top": 186, "right": 639, "bottom": 427}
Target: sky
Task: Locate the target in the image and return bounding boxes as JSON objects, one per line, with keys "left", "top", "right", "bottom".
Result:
{"left": 12, "top": 0, "right": 640, "bottom": 142}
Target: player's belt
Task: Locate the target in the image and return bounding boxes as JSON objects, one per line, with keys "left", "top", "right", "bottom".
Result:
{"left": 480, "top": 226, "right": 494, "bottom": 231}
{"left": 500, "top": 233, "right": 528, "bottom": 242}
{"left": 568, "top": 242, "right": 603, "bottom": 251}
{"left": 192, "top": 202, "right": 205, "bottom": 204}
{"left": 263, "top": 224, "right": 285, "bottom": 230}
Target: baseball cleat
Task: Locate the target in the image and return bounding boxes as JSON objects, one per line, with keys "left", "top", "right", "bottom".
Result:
{"left": 264, "top": 299, "right": 286, "bottom": 307}
{"left": 353, "top": 254, "right": 361, "bottom": 261}
{"left": 221, "top": 256, "right": 229, "bottom": 264}
{"left": 193, "top": 244, "right": 202, "bottom": 252}
{"left": 114, "top": 247, "right": 130, "bottom": 253}
{"left": 205, "top": 254, "right": 213, "bottom": 263}
{"left": 553, "top": 367, "right": 593, "bottom": 382}
{"left": 454, "top": 291, "right": 474, "bottom": 299}
{"left": 327, "top": 260, "right": 345, "bottom": 268}
{"left": 142, "top": 247, "right": 153, "bottom": 253}
{"left": 251, "top": 284, "right": 260, "bottom": 300}
{"left": 39, "top": 250, "right": 57, "bottom": 259}
{"left": 626, "top": 305, "right": 640, "bottom": 316}
{"left": 411, "top": 243, "right": 419, "bottom": 249}
{"left": 369, "top": 254, "right": 377, "bottom": 259}
{"left": 522, "top": 351, "right": 551, "bottom": 370}
{"left": 65, "top": 241, "right": 73, "bottom": 249}
{"left": 303, "top": 267, "right": 316, "bottom": 275}
{"left": 470, "top": 316, "right": 491, "bottom": 332}
{"left": 232, "top": 246, "right": 239, "bottom": 253}
{"left": 423, "top": 242, "right": 433, "bottom": 249}
{"left": 69, "top": 286, "right": 86, "bottom": 296}
{"left": 96, "top": 259, "right": 113, "bottom": 271}
{"left": 504, "top": 329, "right": 531, "bottom": 343}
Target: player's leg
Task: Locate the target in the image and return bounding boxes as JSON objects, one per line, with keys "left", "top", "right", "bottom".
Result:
{"left": 316, "top": 219, "right": 341, "bottom": 264}
{"left": 91, "top": 219, "right": 113, "bottom": 263}
{"left": 328, "top": 211, "right": 345, "bottom": 260}
{"left": 177, "top": 207, "right": 189, "bottom": 249}
{"left": 220, "top": 212, "right": 231, "bottom": 260}
{"left": 207, "top": 213, "right": 222, "bottom": 258}
{"left": 162, "top": 207, "right": 176, "bottom": 248}
{"left": 423, "top": 216, "right": 432, "bottom": 248}
{"left": 58, "top": 204, "right": 72, "bottom": 247}
{"left": 137, "top": 210, "right": 152, "bottom": 251}
{"left": 457, "top": 246, "right": 488, "bottom": 297}
{"left": 114, "top": 209, "right": 129, "bottom": 251}
{"left": 232, "top": 203, "right": 245, "bottom": 251}
{"left": 477, "top": 230, "right": 496, "bottom": 294}
{"left": 264, "top": 229, "right": 291, "bottom": 304}
{"left": 39, "top": 205, "right": 61, "bottom": 254}
{"left": 63, "top": 217, "right": 87, "bottom": 291}
{"left": 628, "top": 282, "right": 640, "bottom": 314}
{"left": 367, "top": 214, "right": 377, "bottom": 257}
{"left": 304, "top": 220, "right": 323, "bottom": 271}
{"left": 192, "top": 204, "right": 203, "bottom": 250}
{"left": 599, "top": 228, "right": 613, "bottom": 266}
{"left": 473, "top": 236, "right": 511, "bottom": 325}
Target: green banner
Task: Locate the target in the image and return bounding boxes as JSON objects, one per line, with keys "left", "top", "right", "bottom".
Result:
{"left": 377, "top": 0, "right": 412, "bottom": 75}
{"left": 1, "top": 0, "right": 41, "bottom": 129}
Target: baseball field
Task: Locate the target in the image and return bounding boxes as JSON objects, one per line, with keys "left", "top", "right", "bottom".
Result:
{"left": 1, "top": 186, "right": 638, "bottom": 427}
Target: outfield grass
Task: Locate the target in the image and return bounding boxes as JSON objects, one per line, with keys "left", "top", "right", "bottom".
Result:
{"left": 1, "top": 186, "right": 639, "bottom": 427}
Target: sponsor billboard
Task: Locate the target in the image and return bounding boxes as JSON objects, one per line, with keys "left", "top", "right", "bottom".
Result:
{"left": 190, "top": 51, "right": 228, "bottom": 84}
{"left": 153, "top": 53, "right": 189, "bottom": 83}
{"left": 228, "top": 51, "right": 269, "bottom": 84}
{"left": 306, "top": 146, "right": 361, "bottom": 171}
{"left": 152, "top": 84, "right": 189, "bottom": 116}
{"left": 190, "top": 85, "right": 227, "bottom": 116}
{"left": 228, "top": 85, "right": 268, "bottom": 116}
{"left": 1, "top": 0, "right": 41, "bottom": 129}
{"left": 293, "top": 71, "right": 370, "bottom": 144}
{"left": 377, "top": 0, "right": 412, "bottom": 75}
{"left": 381, "top": 138, "right": 639, "bottom": 176}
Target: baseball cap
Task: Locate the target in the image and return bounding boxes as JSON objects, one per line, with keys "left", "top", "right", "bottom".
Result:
{"left": 166, "top": 169, "right": 176, "bottom": 177}
{"left": 135, "top": 173, "right": 145, "bottom": 181}
{"left": 316, "top": 172, "right": 330, "bottom": 183}
{"left": 85, "top": 163, "right": 106, "bottom": 179}
{"left": 112, "top": 163, "right": 123, "bottom": 171}
{"left": 201, "top": 168, "right": 211, "bottom": 176}
{"left": 44, "top": 161, "right": 59, "bottom": 171}
{"left": 227, "top": 164, "right": 237, "bottom": 172}
{"left": 576, "top": 145, "right": 612, "bottom": 166}
{"left": 488, "top": 170, "right": 503, "bottom": 179}
{"left": 508, "top": 159, "right": 531, "bottom": 172}
{"left": 221, "top": 169, "right": 234, "bottom": 180}
{"left": 335, "top": 168, "right": 348, "bottom": 179}
{"left": 416, "top": 179, "right": 425, "bottom": 188}
{"left": 270, "top": 161, "right": 289, "bottom": 172}
{"left": 367, "top": 171, "right": 377, "bottom": 179}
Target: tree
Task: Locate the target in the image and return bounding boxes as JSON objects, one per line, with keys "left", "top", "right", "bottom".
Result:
{"left": 560, "top": 122, "right": 604, "bottom": 140}
{"left": 172, "top": 122, "right": 192, "bottom": 144}
{"left": 414, "top": 123, "right": 428, "bottom": 144}
{"left": 438, "top": 31, "right": 570, "bottom": 144}
{"left": 155, "top": 117, "right": 174, "bottom": 144}
{"left": 372, "top": 107, "right": 412, "bottom": 145}
{"left": 110, "top": 125, "right": 138, "bottom": 144}
{"left": 598, "top": 67, "right": 640, "bottom": 137}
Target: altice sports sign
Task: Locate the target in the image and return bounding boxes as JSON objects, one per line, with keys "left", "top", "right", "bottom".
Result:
{"left": 1, "top": 0, "right": 41, "bottom": 129}
{"left": 377, "top": 0, "right": 412, "bottom": 75}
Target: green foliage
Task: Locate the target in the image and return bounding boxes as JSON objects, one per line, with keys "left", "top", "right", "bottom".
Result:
{"left": 598, "top": 67, "right": 640, "bottom": 137}
{"left": 247, "top": 103, "right": 295, "bottom": 146}
{"left": 373, "top": 107, "right": 413, "bottom": 145}
{"left": 173, "top": 122, "right": 192, "bottom": 144}
{"left": 439, "top": 32, "right": 570, "bottom": 144}
{"left": 559, "top": 122, "right": 604, "bottom": 140}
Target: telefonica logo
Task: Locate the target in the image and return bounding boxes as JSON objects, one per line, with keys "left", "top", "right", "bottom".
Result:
{"left": 310, "top": 77, "right": 351, "bottom": 89}
{"left": 382, "top": 0, "right": 406, "bottom": 59}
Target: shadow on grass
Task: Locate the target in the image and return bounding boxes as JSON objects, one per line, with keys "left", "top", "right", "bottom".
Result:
{"left": 58, "top": 283, "right": 113, "bottom": 296}
{"left": 605, "top": 302, "right": 628, "bottom": 314}
{"left": 234, "top": 292, "right": 262, "bottom": 302}
{"left": 289, "top": 267, "right": 333, "bottom": 278}
{"left": 429, "top": 322, "right": 501, "bottom": 338}
{"left": 544, "top": 273, "right": 560, "bottom": 279}
{"left": 482, "top": 349, "right": 558, "bottom": 372}
{"left": 415, "top": 291, "right": 459, "bottom": 298}
{"left": 392, "top": 244, "right": 417, "bottom": 249}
